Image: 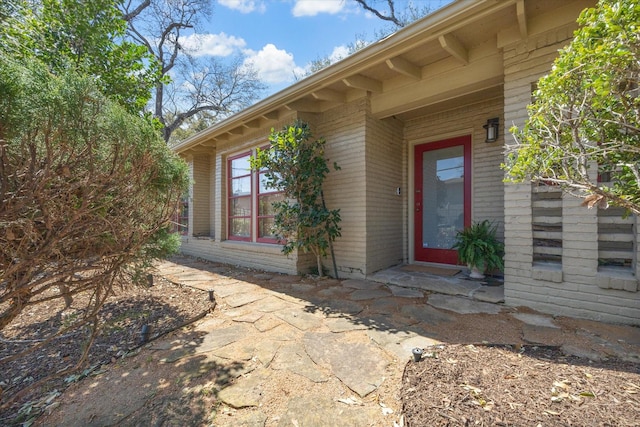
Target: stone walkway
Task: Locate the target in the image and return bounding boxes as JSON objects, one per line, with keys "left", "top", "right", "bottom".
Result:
{"left": 142, "top": 257, "right": 640, "bottom": 426}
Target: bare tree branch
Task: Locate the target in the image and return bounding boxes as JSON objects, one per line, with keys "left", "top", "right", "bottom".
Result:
{"left": 353, "top": 0, "right": 403, "bottom": 27}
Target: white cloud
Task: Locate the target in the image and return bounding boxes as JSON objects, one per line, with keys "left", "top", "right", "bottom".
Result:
{"left": 292, "top": 0, "right": 344, "bottom": 17}
{"left": 180, "top": 33, "right": 247, "bottom": 57}
{"left": 218, "top": 0, "right": 266, "bottom": 14}
{"left": 243, "top": 44, "right": 306, "bottom": 84}
{"left": 329, "top": 45, "right": 350, "bottom": 62}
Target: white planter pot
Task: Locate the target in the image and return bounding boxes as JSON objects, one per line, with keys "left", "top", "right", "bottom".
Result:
{"left": 468, "top": 264, "right": 485, "bottom": 279}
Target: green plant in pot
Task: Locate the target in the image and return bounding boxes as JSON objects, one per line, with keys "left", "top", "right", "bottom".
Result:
{"left": 453, "top": 220, "right": 504, "bottom": 279}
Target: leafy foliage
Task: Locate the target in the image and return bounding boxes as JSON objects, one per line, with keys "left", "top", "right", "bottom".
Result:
{"left": 505, "top": 0, "right": 640, "bottom": 215}
{"left": 250, "top": 121, "right": 341, "bottom": 276}
{"left": 1, "top": 0, "right": 161, "bottom": 113}
{"left": 453, "top": 221, "right": 504, "bottom": 272}
{"left": 0, "top": 56, "right": 188, "bottom": 361}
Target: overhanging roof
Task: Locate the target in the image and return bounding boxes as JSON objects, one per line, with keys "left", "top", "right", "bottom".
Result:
{"left": 173, "top": 0, "right": 589, "bottom": 154}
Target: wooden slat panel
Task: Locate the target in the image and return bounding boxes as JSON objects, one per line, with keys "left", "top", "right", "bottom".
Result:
{"left": 533, "top": 246, "right": 562, "bottom": 256}
{"left": 598, "top": 250, "right": 633, "bottom": 259}
{"left": 598, "top": 216, "right": 635, "bottom": 224}
{"left": 533, "top": 231, "right": 562, "bottom": 239}
{"left": 533, "top": 216, "right": 562, "bottom": 225}
{"left": 532, "top": 199, "right": 562, "bottom": 208}
{"left": 598, "top": 233, "right": 634, "bottom": 243}
{"left": 532, "top": 185, "right": 562, "bottom": 193}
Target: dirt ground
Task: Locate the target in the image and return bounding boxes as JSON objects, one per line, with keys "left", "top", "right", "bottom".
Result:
{"left": 1, "top": 261, "right": 639, "bottom": 426}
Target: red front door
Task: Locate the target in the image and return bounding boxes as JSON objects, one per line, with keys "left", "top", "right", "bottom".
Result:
{"left": 414, "top": 135, "right": 471, "bottom": 264}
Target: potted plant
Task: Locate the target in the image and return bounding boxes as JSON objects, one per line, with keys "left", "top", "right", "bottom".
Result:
{"left": 452, "top": 220, "right": 504, "bottom": 279}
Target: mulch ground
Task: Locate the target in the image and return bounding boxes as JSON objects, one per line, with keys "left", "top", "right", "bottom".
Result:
{"left": 0, "top": 277, "right": 211, "bottom": 426}
{"left": 401, "top": 344, "right": 640, "bottom": 426}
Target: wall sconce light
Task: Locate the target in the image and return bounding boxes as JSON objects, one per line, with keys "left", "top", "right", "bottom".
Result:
{"left": 483, "top": 118, "right": 499, "bottom": 143}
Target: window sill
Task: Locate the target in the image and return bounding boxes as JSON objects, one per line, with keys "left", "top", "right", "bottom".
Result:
{"left": 597, "top": 267, "right": 638, "bottom": 292}
{"left": 220, "top": 240, "right": 285, "bottom": 256}
{"left": 532, "top": 262, "right": 563, "bottom": 283}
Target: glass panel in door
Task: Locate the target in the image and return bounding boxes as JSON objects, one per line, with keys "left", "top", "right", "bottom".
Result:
{"left": 414, "top": 135, "right": 470, "bottom": 264}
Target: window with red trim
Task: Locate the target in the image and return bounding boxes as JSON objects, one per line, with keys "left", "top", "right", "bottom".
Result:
{"left": 228, "top": 153, "right": 252, "bottom": 240}
{"left": 228, "top": 150, "right": 284, "bottom": 243}
{"left": 257, "top": 170, "right": 284, "bottom": 243}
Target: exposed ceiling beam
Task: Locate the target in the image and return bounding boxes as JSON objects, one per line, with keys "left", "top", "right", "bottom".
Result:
{"left": 311, "top": 89, "right": 346, "bottom": 102}
{"left": 243, "top": 118, "right": 261, "bottom": 129}
{"left": 438, "top": 33, "right": 468, "bottom": 65}
{"left": 385, "top": 57, "right": 422, "bottom": 80}
{"left": 342, "top": 74, "right": 383, "bottom": 93}
{"left": 260, "top": 110, "right": 280, "bottom": 121}
{"left": 228, "top": 127, "right": 244, "bottom": 135}
{"left": 516, "top": 0, "right": 528, "bottom": 38}
{"left": 372, "top": 52, "right": 502, "bottom": 118}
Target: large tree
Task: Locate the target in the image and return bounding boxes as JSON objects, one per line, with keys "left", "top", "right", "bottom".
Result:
{"left": 120, "top": 0, "right": 266, "bottom": 142}
{"left": 505, "top": 0, "right": 640, "bottom": 215}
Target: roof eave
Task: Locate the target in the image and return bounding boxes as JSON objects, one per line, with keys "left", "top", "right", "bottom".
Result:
{"left": 172, "top": 0, "right": 513, "bottom": 154}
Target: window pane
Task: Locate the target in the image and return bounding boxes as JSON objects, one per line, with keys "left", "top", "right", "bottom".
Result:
{"left": 230, "top": 196, "right": 251, "bottom": 216}
{"left": 259, "top": 172, "right": 282, "bottom": 193}
{"left": 230, "top": 155, "right": 251, "bottom": 177}
{"left": 231, "top": 176, "right": 251, "bottom": 196}
{"left": 259, "top": 193, "right": 284, "bottom": 216}
{"left": 422, "top": 145, "right": 464, "bottom": 249}
{"left": 259, "top": 217, "right": 277, "bottom": 238}
{"left": 230, "top": 217, "right": 250, "bottom": 237}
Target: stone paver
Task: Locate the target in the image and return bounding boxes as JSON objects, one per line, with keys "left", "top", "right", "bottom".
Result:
{"left": 325, "top": 316, "right": 371, "bottom": 333}
{"left": 511, "top": 312, "right": 559, "bottom": 328}
{"left": 194, "top": 324, "right": 251, "bottom": 354}
{"left": 400, "top": 303, "right": 454, "bottom": 324}
{"left": 211, "top": 282, "right": 263, "bottom": 297}
{"left": 349, "top": 288, "right": 392, "bottom": 300}
{"left": 342, "top": 279, "right": 381, "bottom": 290}
{"left": 270, "top": 342, "right": 329, "bottom": 383}
{"left": 231, "top": 311, "right": 264, "bottom": 324}
{"left": 218, "top": 368, "right": 271, "bottom": 408}
{"left": 388, "top": 285, "right": 424, "bottom": 298}
{"left": 224, "top": 292, "right": 268, "bottom": 308}
{"left": 275, "top": 309, "right": 324, "bottom": 331}
{"left": 471, "top": 285, "right": 504, "bottom": 303}
{"left": 427, "top": 294, "right": 502, "bottom": 314}
{"left": 253, "top": 315, "right": 284, "bottom": 332}
{"left": 303, "top": 332, "right": 389, "bottom": 397}
{"left": 252, "top": 295, "right": 298, "bottom": 312}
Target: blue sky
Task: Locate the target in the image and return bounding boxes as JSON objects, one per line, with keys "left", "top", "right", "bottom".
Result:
{"left": 180, "top": 0, "right": 453, "bottom": 96}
